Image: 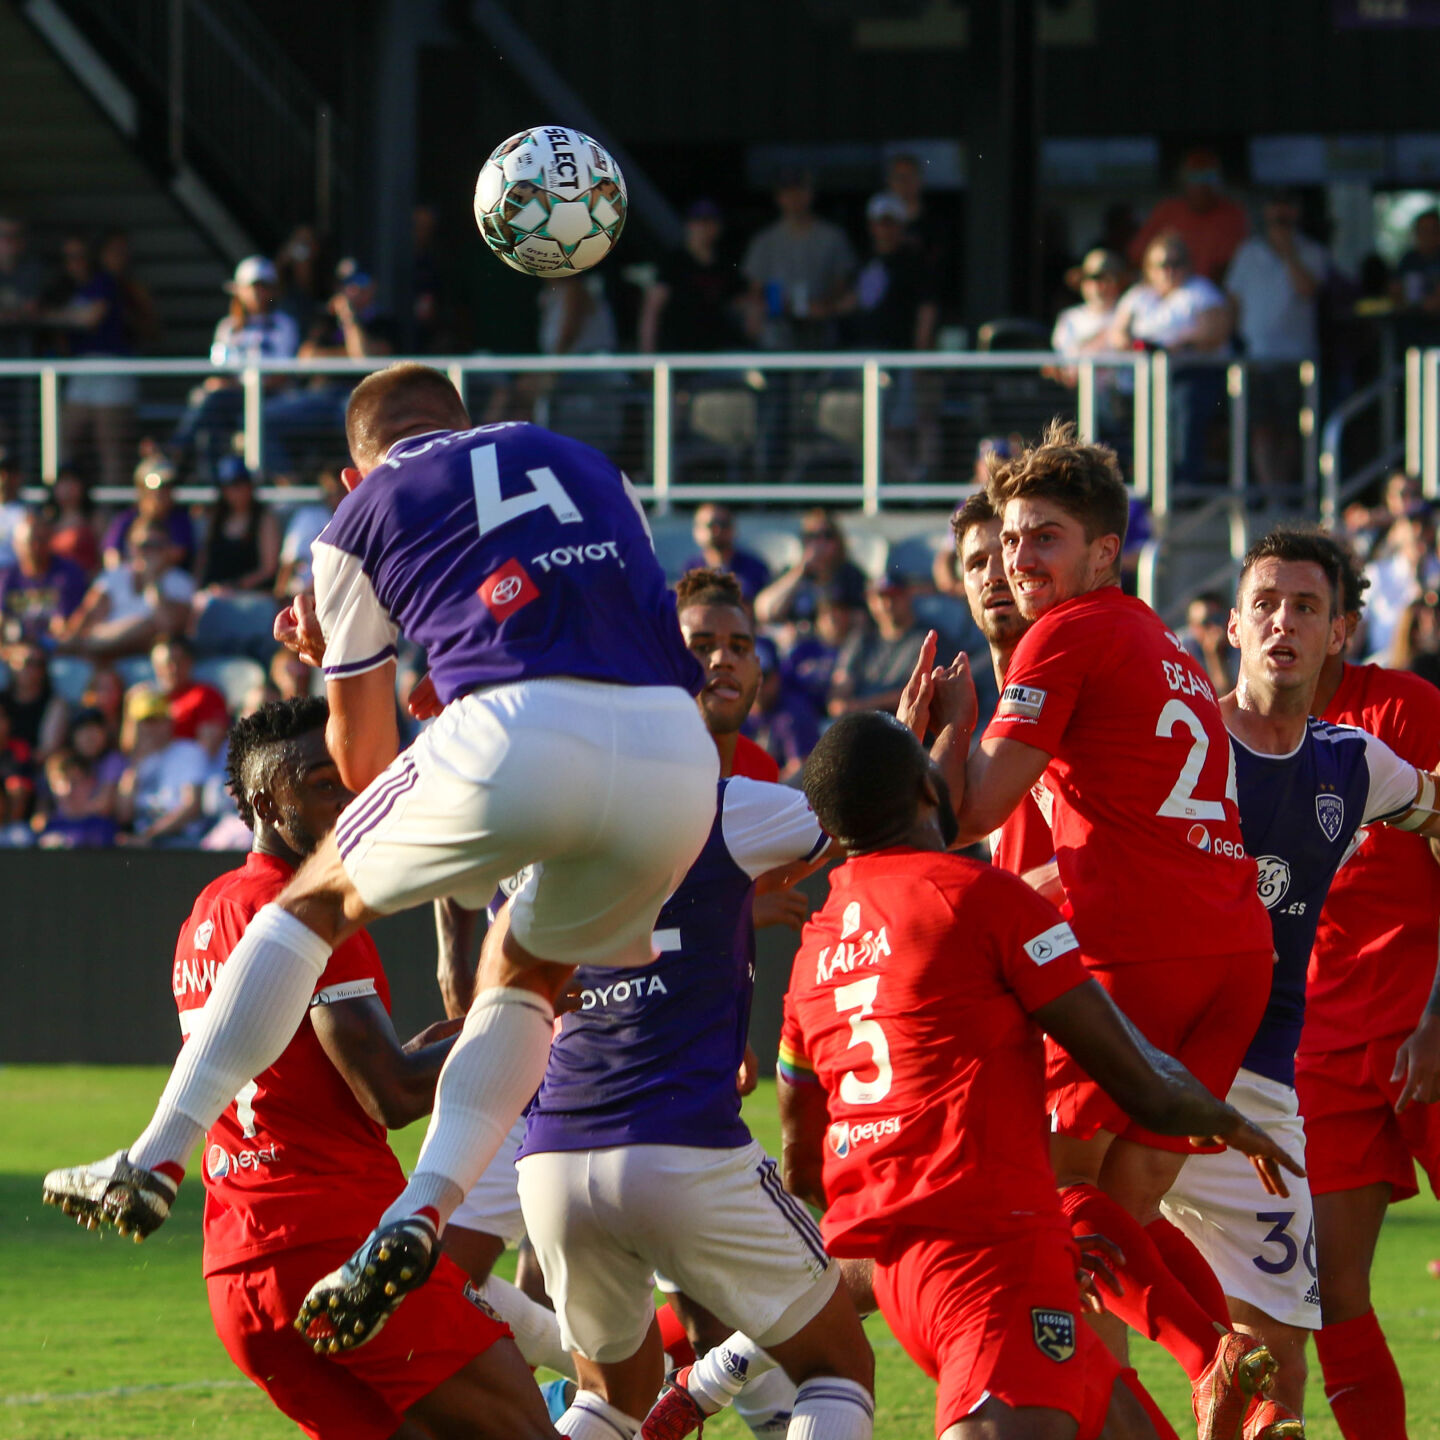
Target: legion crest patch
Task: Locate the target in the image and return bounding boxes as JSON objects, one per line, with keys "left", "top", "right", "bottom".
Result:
{"left": 1316, "top": 792, "right": 1345, "bottom": 843}
{"left": 1031, "top": 1308, "right": 1076, "bottom": 1362}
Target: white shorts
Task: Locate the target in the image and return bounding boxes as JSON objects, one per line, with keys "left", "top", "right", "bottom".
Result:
{"left": 1161, "top": 1068, "right": 1319, "bottom": 1330}
{"left": 447, "top": 1117, "right": 526, "bottom": 1246}
{"left": 516, "top": 1141, "right": 838, "bottom": 1364}
{"left": 336, "top": 678, "right": 718, "bottom": 967}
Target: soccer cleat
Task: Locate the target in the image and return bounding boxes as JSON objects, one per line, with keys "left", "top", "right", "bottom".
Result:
{"left": 293, "top": 1215, "right": 439, "bottom": 1354}
{"left": 41, "top": 1151, "right": 176, "bottom": 1240}
{"left": 1243, "top": 1395, "right": 1305, "bottom": 1439}
{"left": 640, "top": 1367, "right": 713, "bottom": 1440}
{"left": 1192, "top": 1332, "right": 1278, "bottom": 1440}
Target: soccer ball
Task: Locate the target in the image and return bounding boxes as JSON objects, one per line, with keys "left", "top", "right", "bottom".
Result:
{"left": 474, "top": 126, "right": 627, "bottom": 278}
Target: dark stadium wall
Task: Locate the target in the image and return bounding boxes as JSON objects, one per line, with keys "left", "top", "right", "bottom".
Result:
{"left": 3, "top": 851, "right": 820, "bottom": 1068}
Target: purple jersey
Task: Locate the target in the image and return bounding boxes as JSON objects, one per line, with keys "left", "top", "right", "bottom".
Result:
{"left": 312, "top": 423, "right": 702, "bottom": 703}
{"left": 519, "top": 777, "right": 825, "bottom": 1155}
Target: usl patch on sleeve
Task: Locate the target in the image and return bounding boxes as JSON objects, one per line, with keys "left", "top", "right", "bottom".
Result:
{"left": 998, "top": 683, "right": 1047, "bottom": 720}
{"left": 1023, "top": 922, "right": 1078, "bottom": 966}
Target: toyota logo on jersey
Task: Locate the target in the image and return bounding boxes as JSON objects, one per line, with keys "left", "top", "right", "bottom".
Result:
{"left": 478, "top": 558, "right": 539, "bottom": 621}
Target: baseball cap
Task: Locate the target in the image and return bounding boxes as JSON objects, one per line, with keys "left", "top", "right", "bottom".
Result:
{"left": 754, "top": 635, "right": 780, "bottom": 675}
{"left": 226, "top": 255, "right": 278, "bottom": 291}
{"left": 215, "top": 455, "right": 252, "bottom": 485}
{"left": 133, "top": 456, "right": 176, "bottom": 490}
{"left": 866, "top": 192, "right": 908, "bottom": 225}
{"left": 871, "top": 563, "right": 912, "bottom": 593}
{"left": 686, "top": 198, "right": 722, "bottom": 222}
{"left": 1065, "top": 248, "right": 1126, "bottom": 292}
{"left": 125, "top": 686, "right": 171, "bottom": 723}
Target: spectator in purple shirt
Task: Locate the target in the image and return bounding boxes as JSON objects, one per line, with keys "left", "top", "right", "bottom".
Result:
{"left": 681, "top": 503, "right": 771, "bottom": 603}
{"left": 102, "top": 455, "right": 195, "bottom": 571}
{"left": 34, "top": 748, "right": 117, "bottom": 848}
{"left": 743, "top": 635, "right": 819, "bottom": 783}
{"left": 0, "top": 509, "right": 88, "bottom": 644}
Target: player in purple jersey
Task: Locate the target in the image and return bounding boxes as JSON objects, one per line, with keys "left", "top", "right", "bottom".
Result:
{"left": 504, "top": 571, "right": 874, "bottom": 1440}
{"left": 1160, "top": 531, "right": 1440, "bottom": 1430}
{"left": 44, "top": 363, "right": 720, "bottom": 1353}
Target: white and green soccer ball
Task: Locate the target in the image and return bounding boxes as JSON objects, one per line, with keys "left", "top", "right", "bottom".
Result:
{"left": 474, "top": 126, "right": 627, "bottom": 277}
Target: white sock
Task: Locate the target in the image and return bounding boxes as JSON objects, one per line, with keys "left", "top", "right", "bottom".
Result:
{"left": 386, "top": 988, "right": 554, "bottom": 1230}
{"left": 480, "top": 1274, "right": 577, "bottom": 1380}
{"left": 734, "top": 1368, "right": 799, "bottom": 1438}
{"left": 557, "top": 1389, "right": 641, "bottom": 1439}
{"left": 688, "top": 1333, "right": 777, "bottom": 1410}
{"left": 131, "top": 905, "right": 331, "bottom": 1172}
{"left": 786, "top": 1378, "right": 873, "bottom": 1440}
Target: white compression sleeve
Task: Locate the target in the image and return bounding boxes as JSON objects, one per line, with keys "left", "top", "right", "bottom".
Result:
{"left": 384, "top": 987, "right": 554, "bottom": 1230}
{"left": 131, "top": 905, "right": 331, "bottom": 1172}
{"left": 479, "top": 1275, "right": 577, "bottom": 1379}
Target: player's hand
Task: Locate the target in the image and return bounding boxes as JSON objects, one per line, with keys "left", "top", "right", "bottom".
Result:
{"left": 408, "top": 673, "right": 443, "bottom": 721}
{"left": 753, "top": 886, "right": 811, "bottom": 932}
{"left": 737, "top": 1044, "right": 760, "bottom": 1096}
{"left": 1073, "top": 1232, "right": 1125, "bottom": 1314}
{"left": 274, "top": 591, "right": 326, "bottom": 667}
{"left": 1197, "top": 1111, "right": 1305, "bottom": 1198}
{"left": 897, "top": 630, "right": 939, "bottom": 740}
{"left": 555, "top": 983, "right": 585, "bottom": 1018}
{"left": 1392, "top": 1011, "right": 1440, "bottom": 1112}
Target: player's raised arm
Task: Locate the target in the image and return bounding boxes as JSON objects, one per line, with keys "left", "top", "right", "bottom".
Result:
{"left": 1032, "top": 980, "right": 1305, "bottom": 1196}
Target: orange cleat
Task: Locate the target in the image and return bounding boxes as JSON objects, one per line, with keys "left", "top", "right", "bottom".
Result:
{"left": 1192, "top": 1332, "right": 1277, "bottom": 1440}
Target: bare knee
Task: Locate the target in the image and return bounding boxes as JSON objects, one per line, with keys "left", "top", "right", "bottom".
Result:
{"left": 765, "top": 1286, "right": 874, "bottom": 1393}
{"left": 277, "top": 836, "right": 377, "bottom": 946}
{"left": 942, "top": 1396, "right": 1077, "bottom": 1439}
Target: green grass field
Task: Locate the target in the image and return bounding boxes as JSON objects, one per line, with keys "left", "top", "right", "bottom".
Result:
{"left": 6, "top": 1067, "right": 1440, "bottom": 1438}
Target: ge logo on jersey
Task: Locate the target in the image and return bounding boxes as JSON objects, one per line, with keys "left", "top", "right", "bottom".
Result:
{"left": 1316, "top": 792, "right": 1345, "bottom": 843}
{"left": 1031, "top": 1309, "right": 1076, "bottom": 1363}
{"left": 1255, "top": 856, "right": 1292, "bottom": 909}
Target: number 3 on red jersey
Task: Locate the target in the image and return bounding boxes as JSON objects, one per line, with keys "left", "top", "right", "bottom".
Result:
{"left": 835, "top": 975, "right": 893, "bottom": 1104}
{"left": 1155, "top": 698, "right": 1238, "bottom": 822}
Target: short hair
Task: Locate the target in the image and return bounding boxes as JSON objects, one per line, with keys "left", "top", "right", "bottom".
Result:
{"left": 1237, "top": 528, "right": 1345, "bottom": 616}
{"left": 987, "top": 419, "right": 1129, "bottom": 552}
{"left": 1146, "top": 231, "right": 1192, "bottom": 268}
{"left": 675, "top": 567, "right": 747, "bottom": 616}
{"left": 224, "top": 696, "right": 329, "bottom": 831}
{"left": 1312, "top": 531, "right": 1370, "bottom": 617}
{"left": 151, "top": 633, "right": 194, "bottom": 658}
{"left": 950, "top": 490, "right": 996, "bottom": 547}
{"left": 802, "top": 711, "right": 928, "bottom": 851}
{"left": 345, "top": 363, "right": 470, "bottom": 470}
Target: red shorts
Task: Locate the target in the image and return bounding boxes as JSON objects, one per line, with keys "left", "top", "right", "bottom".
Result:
{"left": 873, "top": 1224, "right": 1120, "bottom": 1439}
{"left": 1294, "top": 1032, "right": 1440, "bottom": 1202}
{"left": 1046, "top": 950, "right": 1273, "bottom": 1154}
{"left": 206, "top": 1241, "right": 510, "bottom": 1440}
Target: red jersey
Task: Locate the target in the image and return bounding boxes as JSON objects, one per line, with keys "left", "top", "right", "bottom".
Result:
{"left": 985, "top": 587, "right": 1269, "bottom": 964}
{"left": 989, "top": 780, "right": 1055, "bottom": 878}
{"left": 780, "top": 847, "right": 1089, "bottom": 1255}
{"left": 1300, "top": 663, "right": 1440, "bottom": 1054}
{"left": 168, "top": 680, "right": 230, "bottom": 741}
{"left": 170, "top": 852, "right": 407, "bottom": 1276}
{"left": 732, "top": 732, "right": 781, "bottom": 783}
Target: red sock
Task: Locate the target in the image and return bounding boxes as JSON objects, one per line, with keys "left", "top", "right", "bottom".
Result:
{"left": 1118, "top": 1366, "right": 1181, "bottom": 1440}
{"left": 1145, "top": 1216, "right": 1231, "bottom": 1327}
{"left": 656, "top": 1300, "right": 695, "bottom": 1369}
{"left": 152, "top": 1161, "right": 185, "bottom": 1188}
{"left": 1314, "top": 1309, "right": 1406, "bottom": 1440}
{"left": 1059, "top": 1183, "right": 1220, "bottom": 1380}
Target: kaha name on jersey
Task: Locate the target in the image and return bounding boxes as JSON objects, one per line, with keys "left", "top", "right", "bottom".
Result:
{"left": 814, "top": 926, "right": 892, "bottom": 985}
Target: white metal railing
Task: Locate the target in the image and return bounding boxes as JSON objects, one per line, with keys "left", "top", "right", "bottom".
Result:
{"left": 0, "top": 350, "right": 1153, "bottom": 517}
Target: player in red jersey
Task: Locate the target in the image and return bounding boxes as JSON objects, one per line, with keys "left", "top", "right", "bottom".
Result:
{"left": 935, "top": 424, "right": 1281, "bottom": 1429}
{"left": 949, "top": 490, "right": 1054, "bottom": 884}
{"left": 1293, "top": 538, "right": 1440, "bottom": 1440}
{"left": 44, "top": 697, "right": 558, "bottom": 1440}
{"left": 776, "top": 710, "right": 1303, "bottom": 1440}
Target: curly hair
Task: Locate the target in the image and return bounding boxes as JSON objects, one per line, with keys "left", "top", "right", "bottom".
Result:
{"left": 675, "top": 566, "right": 747, "bottom": 613}
{"left": 224, "top": 696, "right": 329, "bottom": 831}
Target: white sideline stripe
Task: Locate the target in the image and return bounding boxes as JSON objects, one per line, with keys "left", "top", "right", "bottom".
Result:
{"left": 5, "top": 1378, "right": 253, "bottom": 1406}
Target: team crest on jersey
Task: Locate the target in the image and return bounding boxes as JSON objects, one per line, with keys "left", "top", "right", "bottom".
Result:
{"left": 1316, "top": 792, "right": 1345, "bottom": 843}
{"left": 841, "top": 901, "right": 861, "bottom": 939}
{"left": 998, "top": 683, "right": 1046, "bottom": 721}
{"left": 1031, "top": 1308, "right": 1076, "bottom": 1362}
{"left": 462, "top": 1281, "right": 504, "bottom": 1322}
{"left": 478, "top": 558, "right": 540, "bottom": 621}
{"left": 1255, "top": 855, "right": 1292, "bottom": 909}
{"left": 193, "top": 920, "right": 214, "bottom": 951}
